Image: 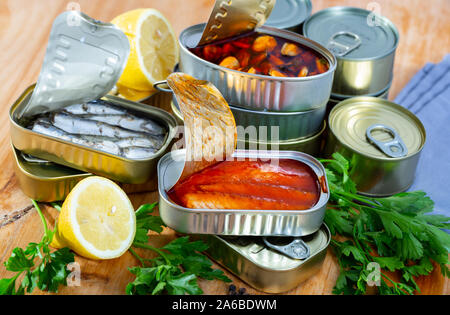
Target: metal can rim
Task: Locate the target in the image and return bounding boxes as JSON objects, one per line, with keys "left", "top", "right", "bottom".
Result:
{"left": 179, "top": 23, "right": 337, "bottom": 82}
{"left": 264, "top": 0, "right": 312, "bottom": 30}
{"left": 303, "top": 6, "right": 400, "bottom": 62}
{"left": 328, "top": 96, "right": 426, "bottom": 162}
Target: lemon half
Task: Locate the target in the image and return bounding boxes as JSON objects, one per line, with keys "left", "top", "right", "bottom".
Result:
{"left": 112, "top": 9, "right": 179, "bottom": 92}
{"left": 53, "top": 177, "right": 136, "bottom": 260}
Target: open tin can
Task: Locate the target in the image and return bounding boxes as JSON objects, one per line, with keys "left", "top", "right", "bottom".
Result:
{"left": 325, "top": 97, "right": 426, "bottom": 196}
{"left": 198, "top": 223, "right": 330, "bottom": 293}
{"left": 158, "top": 150, "right": 329, "bottom": 236}
{"left": 179, "top": 23, "right": 336, "bottom": 112}
{"left": 9, "top": 12, "right": 177, "bottom": 184}
{"left": 303, "top": 7, "right": 399, "bottom": 98}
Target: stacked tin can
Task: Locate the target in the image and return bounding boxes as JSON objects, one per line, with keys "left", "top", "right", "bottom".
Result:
{"left": 303, "top": 7, "right": 399, "bottom": 114}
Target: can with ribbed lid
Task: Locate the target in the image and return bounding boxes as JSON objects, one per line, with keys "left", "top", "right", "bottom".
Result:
{"left": 325, "top": 97, "right": 425, "bottom": 197}
{"left": 264, "top": 0, "right": 312, "bottom": 34}
{"left": 303, "top": 6, "right": 399, "bottom": 98}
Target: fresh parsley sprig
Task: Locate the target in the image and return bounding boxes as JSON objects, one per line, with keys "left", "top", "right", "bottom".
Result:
{"left": 126, "top": 203, "right": 231, "bottom": 295}
{"left": 0, "top": 200, "right": 74, "bottom": 295}
{"left": 320, "top": 153, "right": 450, "bottom": 295}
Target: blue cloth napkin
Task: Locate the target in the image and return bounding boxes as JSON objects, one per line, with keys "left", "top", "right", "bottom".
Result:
{"left": 395, "top": 54, "right": 450, "bottom": 217}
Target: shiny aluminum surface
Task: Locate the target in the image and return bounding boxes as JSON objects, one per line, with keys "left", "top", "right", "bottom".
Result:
{"left": 303, "top": 7, "right": 399, "bottom": 97}
{"left": 325, "top": 97, "right": 426, "bottom": 196}
{"left": 199, "top": 224, "right": 330, "bottom": 293}
{"left": 179, "top": 24, "right": 336, "bottom": 112}
{"left": 264, "top": 0, "right": 312, "bottom": 33}
{"left": 158, "top": 149, "right": 329, "bottom": 236}
{"left": 197, "top": 0, "right": 275, "bottom": 47}
{"left": 10, "top": 85, "right": 177, "bottom": 184}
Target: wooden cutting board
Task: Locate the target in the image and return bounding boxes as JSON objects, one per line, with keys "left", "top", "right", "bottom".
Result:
{"left": 0, "top": 0, "right": 449, "bottom": 295}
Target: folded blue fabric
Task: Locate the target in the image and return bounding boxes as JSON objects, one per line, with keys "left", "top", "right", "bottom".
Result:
{"left": 395, "top": 54, "right": 450, "bottom": 217}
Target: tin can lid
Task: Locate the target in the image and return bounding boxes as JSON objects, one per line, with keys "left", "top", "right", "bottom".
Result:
{"left": 329, "top": 97, "right": 425, "bottom": 160}
{"left": 303, "top": 6, "right": 399, "bottom": 60}
{"left": 20, "top": 11, "right": 130, "bottom": 118}
{"left": 264, "top": 0, "right": 312, "bottom": 31}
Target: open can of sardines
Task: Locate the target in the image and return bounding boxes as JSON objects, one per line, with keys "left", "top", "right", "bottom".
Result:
{"left": 10, "top": 12, "right": 177, "bottom": 184}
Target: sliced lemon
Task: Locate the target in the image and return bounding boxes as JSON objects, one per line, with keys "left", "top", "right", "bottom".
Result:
{"left": 112, "top": 9, "right": 179, "bottom": 91}
{"left": 116, "top": 83, "right": 156, "bottom": 102}
{"left": 54, "top": 177, "right": 136, "bottom": 260}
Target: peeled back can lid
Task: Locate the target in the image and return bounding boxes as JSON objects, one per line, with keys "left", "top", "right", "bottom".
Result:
{"left": 329, "top": 97, "right": 426, "bottom": 160}
{"left": 303, "top": 6, "right": 399, "bottom": 60}
{"left": 264, "top": 0, "right": 312, "bottom": 32}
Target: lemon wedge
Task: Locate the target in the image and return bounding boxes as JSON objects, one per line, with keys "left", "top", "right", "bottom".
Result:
{"left": 112, "top": 8, "right": 179, "bottom": 92}
{"left": 52, "top": 177, "right": 136, "bottom": 260}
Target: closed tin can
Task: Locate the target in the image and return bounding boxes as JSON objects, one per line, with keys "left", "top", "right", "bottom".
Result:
{"left": 237, "top": 121, "right": 326, "bottom": 157}
{"left": 303, "top": 7, "right": 399, "bottom": 98}
{"left": 199, "top": 224, "right": 330, "bottom": 293}
{"left": 264, "top": 0, "right": 312, "bottom": 34}
{"left": 325, "top": 97, "right": 426, "bottom": 196}
{"left": 179, "top": 24, "right": 336, "bottom": 112}
{"left": 158, "top": 149, "right": 329, "bottom": 236}
{"left": 10, "top": 85, "right": 177, "bottom": 184}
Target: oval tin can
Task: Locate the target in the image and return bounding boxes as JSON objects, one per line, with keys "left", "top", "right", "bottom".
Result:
{"left": 325, "top": 97, "right": 426, "bottom": 197}
{"left": 10, "top": 85, "right": 178, "bottom": 184}
{"left": 303, "top": 7, "right": 399, "bottom": 98}
{"left": 179, "top": 24, "right": 336, "bottom": 112}
{"left": 264, "top": 0, "right": 312, "bottom": 34}
{"left": 199, "top": 224, "right": 330, "bottom": 293}
{"left": 158, "top": 149, "right": 329, "bottom": 236}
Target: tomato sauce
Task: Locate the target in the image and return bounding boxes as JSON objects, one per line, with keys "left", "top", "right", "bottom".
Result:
{"left": 168, "top": 159, "right": 320, "bottom": 210}
{"left": 190, "top": 32, "right": 329, "bottom": 78}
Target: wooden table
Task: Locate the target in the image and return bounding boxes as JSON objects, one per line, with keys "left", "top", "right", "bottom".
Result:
{"left": 0, "top": 0, "right": 448, "bottom": 295}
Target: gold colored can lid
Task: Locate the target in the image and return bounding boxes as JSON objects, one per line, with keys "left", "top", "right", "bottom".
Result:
{"left": 329, "top": 97, "right": 426, "bottom": 160}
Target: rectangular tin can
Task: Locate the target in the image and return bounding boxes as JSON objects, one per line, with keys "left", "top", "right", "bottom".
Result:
{"left": 198, "top": 224, "right": 330, "bottom": 293}
{"left": 158, "top": 150, "right": 329, "bottom": 236}
{"left": 10, "top": 85, "right": 178, "bottom": 184}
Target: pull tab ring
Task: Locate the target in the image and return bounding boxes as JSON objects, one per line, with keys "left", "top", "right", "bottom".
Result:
{"left": 327, "top": 31, "right": 361, "bottom": 57}
{"left": 153, "top": 80, "right": 173, "bottom": 93}
{"left": 263, "top": 237, "right": 310, "bottom": 260}
{"left": 366, "top": 124, "right": 408, "bottom": 158}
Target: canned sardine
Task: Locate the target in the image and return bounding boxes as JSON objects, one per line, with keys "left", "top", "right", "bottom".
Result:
{"left": 325, "top": 97, "right": 426, "bottom": 196}
{"left": 303, "top": 7, "right": 399, "bottom": 98}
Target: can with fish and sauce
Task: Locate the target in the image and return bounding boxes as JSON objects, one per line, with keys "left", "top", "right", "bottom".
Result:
{"left": 197, "top": 224, "right": 330, "bottom": 293}
{"left": 158, "top": 150, "right": 329, "bottom": 236}
{"left": 9, "top": 12, "right": 177, "bottom": 184}
{"left": 303, "top": 7, "right": 399, "bottom": 98}
{"left": 325, "top": 97, "right": 426, "bottom": 197}
{"left": 179, "top": 23, "right": 336, "bottom": 112}
{"left": 264, "top": 0, "right": 312, "bottom": 34}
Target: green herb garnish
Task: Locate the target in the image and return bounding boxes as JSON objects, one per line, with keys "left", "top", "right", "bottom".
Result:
{"left": 126, "top": 203, "right": 231, "bottom": 295}
{"left": 321, "top": 153, "right": 450, "bottom": 295}
{"left": 0, "top": 200, "right": 74, "bottom": 295}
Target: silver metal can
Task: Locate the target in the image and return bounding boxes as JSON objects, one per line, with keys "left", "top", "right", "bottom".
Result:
{"left": 264, "top": 0, "right": 312, "bottom": 34}
{"left": 325, "top": 97, "right": 426, "bottom": 197}
{"left": 303, "top": 7, "right": 399, "bottom": 98}
{"left": 179, "top": 24, "right": 336, "bottom": 112}
{"left": 158, "top": 149, "right": 329, "bottom": 236}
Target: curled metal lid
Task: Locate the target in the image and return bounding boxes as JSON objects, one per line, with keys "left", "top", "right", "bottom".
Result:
{"left": 264, "top": 0, "right": 312, "bottom": 31}
{"left": 329, "top": 97, "right": 426, "bottom": 160}
{"left": 20, "top": 11, "right": 130, "bottom": 118}
{"left": 195, "top": 0, "right": 276, "bottom": 47}
{"left": 303, "top": 6, "right": 399, "bottom": 59}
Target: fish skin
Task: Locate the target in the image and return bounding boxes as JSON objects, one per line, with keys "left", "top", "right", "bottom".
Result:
{"left": 32, "top": 121, "right": 121, "bottom": 155}
{"left": 51, "top": 112, "right": 147, "bottom": 139}
{"left": 80, "top": 114, "right": 166, "bottom": 136}
{"left": 122, "top": 146, "right": 157, "bottom": 159}
{"left": 63, "top": 100, "right": 127, "bottom": 115}
{"left": 115, "top": 137, "right": 164, "bottom": 150}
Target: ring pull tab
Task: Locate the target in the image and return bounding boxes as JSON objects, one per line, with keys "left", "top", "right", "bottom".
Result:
{"left": 153, "top": 80, "right": 172, "bottom": 93}
{"left": 366, "top": 124, "right": 408, "bottom": 158}
{"left": 263, "top": 237, "right": 310, "bottom": 260}
{"left": 327, "top": 31, "right": 361, "bottom": 57}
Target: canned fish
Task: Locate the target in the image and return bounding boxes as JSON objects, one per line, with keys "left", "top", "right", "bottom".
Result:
{"left": 325, "top": 97, "right": 426, "bottom": 196}
{"left": 303, "top": 7, "right": 399, "bottom": 98}
{"left": 158, "top": 149, "right": 329, "bottom": 236}
{"left": 264, "top": 0, "right": 312, "bottom": 34}
{"left": 198, "top": 224, "right": 330, "bottom": 293}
